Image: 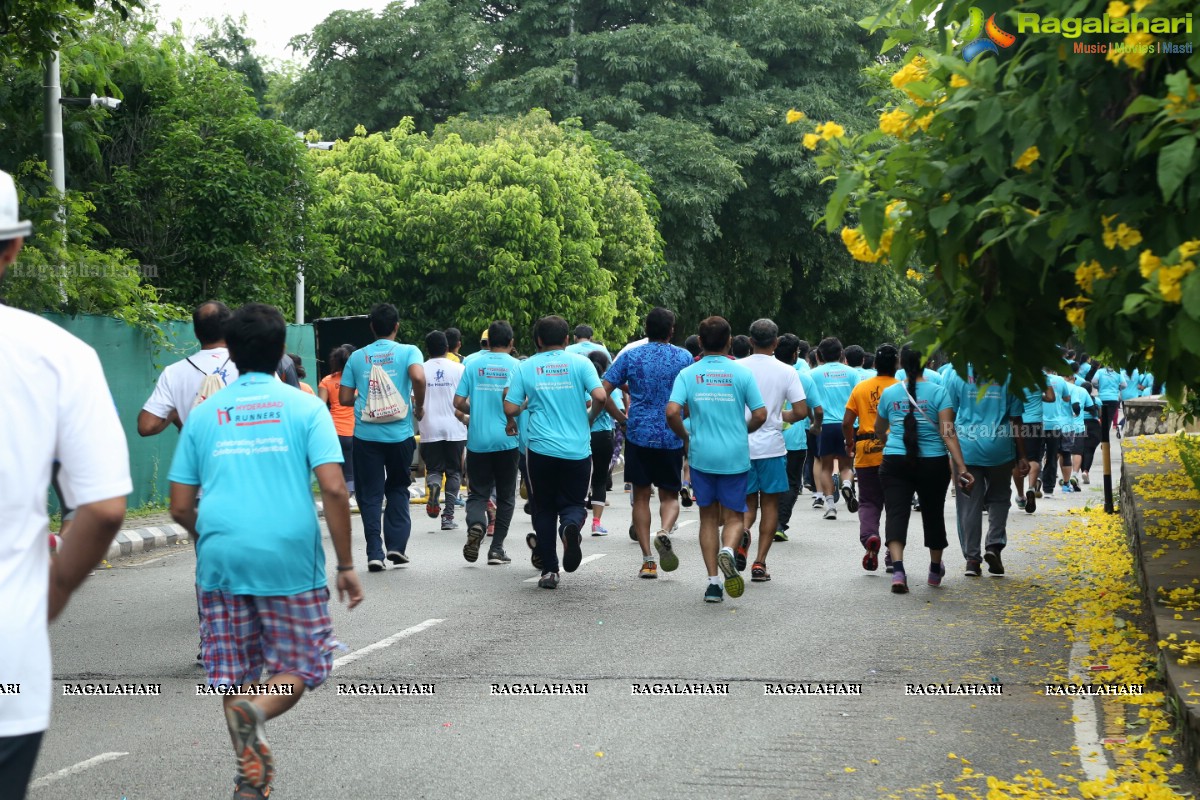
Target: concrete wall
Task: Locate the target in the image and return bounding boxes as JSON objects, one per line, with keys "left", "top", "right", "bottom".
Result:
{"left": 1124, "top": 397, "right": 1200, "bottom": 437}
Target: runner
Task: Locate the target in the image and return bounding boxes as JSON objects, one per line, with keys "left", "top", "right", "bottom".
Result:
{"left": 586, "top": 350, "right": 626, "bottom": 536}
{"left": 504, "top": 316, "right": 608, "bottom": 589}
{"left": 602, "top": 308, "right": 693, "bottom": 580}
{"left": 445, "top": 327, "right": 463, "bottom": 363}
{"left": 339, "top": 303, "right": 426, "bottom": 572}
{"left": 419, "top": 330, "right": 468, "bottom": 531}
{"left": 1095, "top": 364, "right": 1125, "bottom": 440}
{"left": 1013, "top": 380, "right": 1054, "bottom": 514}
{"left": 740, "top": 319, "right": 807, "bottom": 580}
{"left": 774, "top": 334, "right": 823, "bottom": 542}
{"left": 1040, "top": 369, "right": 1073, "bottom": 497}
{"left": 731, "top": 335, "right": 752, "bottom": 359}
{"left": 1057, "top": 377, "right": 1087, "bottom": 492}
{"left": 808, "top": 338, "right": 860, "bottom": 520}
{"left": 665, "top": 316, "right": 766, "bottom": 603}
{"left": 843, "top": 344, "right": 900, "bottom": 572}
{"left": 317, "top": 345, "right": 357, "bottom": 499}
{"left": 566, "top": 324, "right": 612, "bottom": 359}
{"left": 1074, "top": 380, "right": 1103, "bottom": 484}
{"left": 875, "top": 346, "right": 973, "bottom": 593}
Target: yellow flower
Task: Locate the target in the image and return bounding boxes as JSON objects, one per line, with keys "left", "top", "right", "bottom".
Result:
{"left": 1139, "top": 250, "right": 1162, "bottom": 278}
{"left": 1159, "top": 261, "right": 1196, "bottom": 303}
{"left": 1123, "top": 32, "right": 1155, "bottom": 70}
{"left": 879, "top": 108, "right": 912, "bottom": 137}
{"left": 1107, "top": 0, "right": 1130, "bottom": 16}
{"left": 1059, "top": 296, "right": 1090, "bottom": 328}
{"left": 950, "top": 74, "right": 970, "bottom": 88}
{"left": 817, "top": 121, "right": 846, "bottom": 140}
{"left": 906, "top": 269, "right": 925, "bottom": 282}
{"left": 1134, "top": 0, "right": 1152, "bottom": 9}
{"left": 1075, "top": 260, "right": 1106, "bottom": 294}
{"left": 840, "top": 226, "right": 890, "bottom": 263}
{"left": 786, "top": 109, "right": 806, "bottom": 124}
{"left": 1014, "top": 146, "right": 1040, "bottom": 171}
{"left": 913, "top": 113, "right": 933, "bottom": 132}
{"left": 1116, "top": 223, "right": 1143, "bottom": 249}
{"left": 891, "top": 56, "right": 930, "bottom": 90}
{"left": 803, "top": 133, "right": 821, "bottom": 150}
{"left": 1179, "top": 240, "right": 1200, "bottom": 259}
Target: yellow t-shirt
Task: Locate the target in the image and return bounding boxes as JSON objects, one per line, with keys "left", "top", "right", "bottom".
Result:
{"left": 447, "top": 352, "right": 462, "bottom": 363}
{"left": 845, "top": 376, "right": 899, "bottom": 468}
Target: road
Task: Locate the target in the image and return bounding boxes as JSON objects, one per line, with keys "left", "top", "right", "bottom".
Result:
{"left": 30, "top": 466, "right": 1145, "bottom": 799}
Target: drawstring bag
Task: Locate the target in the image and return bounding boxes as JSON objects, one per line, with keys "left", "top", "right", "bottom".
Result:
{"left": 362, "top": 363, "right": 408, "bottom": 423}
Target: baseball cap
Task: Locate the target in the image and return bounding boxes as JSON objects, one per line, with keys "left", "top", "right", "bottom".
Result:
{"left": 480, "top": 328, "right": 489, "bottom": 344}
{"left": 0, "top": 170, "right": 33, "bottom": 239}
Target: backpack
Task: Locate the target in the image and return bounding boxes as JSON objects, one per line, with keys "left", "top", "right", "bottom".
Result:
{"left": 188, "top": 356, "right": 231, "bottom": 409}
{"left": 362, "top": 361, "right": 408, "bottom": 423}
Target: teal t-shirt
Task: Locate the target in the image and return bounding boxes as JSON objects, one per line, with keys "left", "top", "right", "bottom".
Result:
{"left": 455, "top": 351, "right": 520, "bottom": 453}
{"left": 879, "top": 380, "right": 953, "bottom": 458}
{"left": 505, "top": 350, "right": 603, "bottom": 460}
{"left": 168, "top": 373, "right": 343, "bottom": 596}
{"left": 895, "top": 367, "right": 944, "bottom": 384}
{"left": 1096, "top": 368, "right": 1123, "bottom": 402}
{"left": 1140, "top": 371, "right": 1156, "bottom": 396}
{"left": 1120, "top": 369, "right": 1141, "bottom": 401}
{"left": 668, "top": 356, "right": 765, "bottom": 475}
{"left": 1066, "top": 384, "right": 1093, "bottom": 433}
{"left": 784, "top": 367, "right": 823, "bottom": 449}
{"left": 566, "top": 341, "right": 614, "bottom": 360}
{"left": 341, "top": 339, "right": 423, "bottom": 442}
{"left": 809, "top": 362, "right": 860, "bottom": 422}
{"left": 591, "top": 387, "right": 623, "bottom": 433}
{"left": 1042, "top": 374, "right": 1072, "bottom": 431}
{"left": 1021, "top": 385, "right": 1045, "bottom": 425}
{"left": 942, "top": 368, "right": 1023, "bottom": 466}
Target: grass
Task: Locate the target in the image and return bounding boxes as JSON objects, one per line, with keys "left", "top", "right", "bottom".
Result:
{"left": 1176, "top": 434, "right": 1200, "bottom": 494}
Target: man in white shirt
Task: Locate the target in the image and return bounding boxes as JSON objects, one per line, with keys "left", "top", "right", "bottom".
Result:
{"left": 0, "top": 169, "right": 131, "bottom": 799}
{"left": 138, "top": 301, "right": 239, "bottom": 435}
{"left": 419, "top": 330, "right": 467, "bottom": 531}
{"left": 740, "top": 319, "right": 807, "bottom": 581}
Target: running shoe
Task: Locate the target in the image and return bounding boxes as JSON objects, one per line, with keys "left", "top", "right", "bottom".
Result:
{"left": 984, "top": 549, "right": 1005, "bottom": 575}
{"left": 655, "top": 532, "right": 679, "bottom": 572}
{"left": 862, "top": 534, "right": 880, "bottom": 572}
{"left": 965, "top": 559, "right": 982, "bottom": 577}
{"left": 751, "top": 561, "right": 770, "bottom": 582}
{"left": 927, "top": 561, "right": 945, "bottom": 587}
{"left": 1069, "top": 475, "right": 1081, "bottom": 490}
{"left": 526, "top": 533, "right": 542, "bottom": 570}
{"left": 367, "top": 559, "right": 385, "bottom": 573}
{"left": 487, "top": 548, "right": 511, "bottom": 565}
{"left": 717, "top": 547, "right": 744, "bottom": 598}
{"left": 592, "top": 521, "right": 609, "bottom": 536}
{"left": 454, "top": 495, "right": 465, "bottom": 507}
{"left": 680, "top": 485, "right": 694, "bottom": 507}
{"left": 562, "top": 523, "right": 583, "bottom": 572}
{"left": 1035, "top": 487, "right": 1044, "bottom": 498}
{"left": 885, "top": 553, "right": 894, "bottom": 574}
{"left": 735, "top": 529, "right": 751, "bottom": 571}
{"left": 225, "top": 698, "right": 274, "bottom": 790}
{"left": 812, "top": 495, "right": 825, "bottom": 509}
{"left": 640, "top": 560, "right": 658, "bottom": 579}
{"left": 891, "top": 569, "right": 909, "bottom": 594}
{"left": 464, "top": 523, "right": 485, "bottom": 563}
{"left": 841, "top": 482, "right": 859, "bottom": 513}
{"left": 441, "top": 516, "right": 459, "bottom": 531}
{"left": 1025, "top": 489, "right": 1037, "bottom": 514}
{"left": 1015, "top": 497, "right": 1026, "bottom": 510}
{"left": 537, "top": 572, "right": 559, "bottom": 589}
{"left": 774, "top": 530, "right": 789, "bottom": 542}
{"left": 704, "top": 583, "right": 723, "bottom": 603}
{"left": 386, "top": 550, "right": 409, "bottom": 565}
{"left": 426, "top": 499, "right": 440, "bottom": 519}
{"left": 234, "top": 778, "right": 271, "bottom": 799}
{"left": 1082, "top": 473, "right": 1091, "bottom": 485}
{"left": 823, "top": 505, "right": 837, "bottom": 521}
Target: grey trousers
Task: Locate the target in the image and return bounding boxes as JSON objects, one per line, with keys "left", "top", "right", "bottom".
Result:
{"left": 955, "top": 461, "right": 1013, "bottom": 563}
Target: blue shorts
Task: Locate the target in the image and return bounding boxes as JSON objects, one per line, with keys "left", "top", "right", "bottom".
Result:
{"left": 691, "top": 468, "right": 749, "bottom": 512}
{"left": 817, "top": 425, "right": 848, "bottom": 458}
{"left": 746, "top": 456, "right": 789, "bottom": 494}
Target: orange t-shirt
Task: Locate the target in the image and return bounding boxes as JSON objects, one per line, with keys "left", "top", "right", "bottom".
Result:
{"left": 845, "top": 376, "right": 899, "bottom": 468}
{"left": 319, "top": 372, "right": 356, "bottom": 437}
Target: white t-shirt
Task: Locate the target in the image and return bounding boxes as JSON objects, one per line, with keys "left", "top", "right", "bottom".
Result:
{"left": 0, "top": 306, "right": 132, "bottom": 737}
{"left": 142, "top": 347, "right": 239, "bottom": 426}
{"left": 418, "top": 357, "right": 467, "bottom": 443}
{"left": 743, "top": 354, "right": 806, "bottom": 460}
{"left": 615, "top": 338, "right": 649, "bottom": 361}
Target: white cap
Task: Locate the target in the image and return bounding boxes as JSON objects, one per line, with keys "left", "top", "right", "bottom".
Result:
{"left": 0, "top": 170, "right": 33, "bottom": 239}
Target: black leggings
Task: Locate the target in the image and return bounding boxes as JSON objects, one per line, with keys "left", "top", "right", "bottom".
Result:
{"left": 590, "top": 430, "right": 615, "bottom": 505}
{"left": 0, "top": 732, "right": 44, "bottom": 800}
{"left": 1079, "top": 419, "right": 1102, "bottom": 472}
{"left": 777, "top": 449, "right": 807, "bottom": 532}
{"left": 880, "top": 455, "right": 950, "bottom": 549}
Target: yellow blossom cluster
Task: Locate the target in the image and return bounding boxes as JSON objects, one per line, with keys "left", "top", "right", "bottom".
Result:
{"left": 891, "top": 55, "right": 930, "bottom": 90}
{"left": 1102, "top": 215, "right": 1143, "bottom": 250}
{"left": 801, "top": 120, "right": 846, "bottom": 150}
{"left": 950, "top": 74, "right": 970, "bottom": 89}
{"left": 1059, "top": 296, "right": 1089, "bottom": 328}
{"left": 841, "top": 226, "right": 893, "bottom": 263}
{"left": 1014, "top": 146, "right": 1040, "bottom": 172}
{"left": 906, "top": 269, "right": 925, "bottom": 282}
{"left": 1108, "top": 0, "right": 1155, "bottom": 15}
{"left": 878, "top": 107, "right": 933, "bottom": 139}
{"left": 785, "top": 108, "right": 805, "bottom": 124}
{"left": 1074, "top": 260, "right": 1114, "bottom": 295}
{"left": 1107, "top": 31, "right": 1156, "bottom": 69}
{"left": 1137, "top": 246, "right": 1198, "bottom": 303}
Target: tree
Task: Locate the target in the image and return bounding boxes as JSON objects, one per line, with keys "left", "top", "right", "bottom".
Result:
{"left": 0, "top": 0, "right": 141, "bottom": 65}
{"left": 815, "top": 0, "right": 1200, "bottom": 395}
{"left": 195, "top": 15, "right": 270, "bottom": 116}
{"left": 306, "top": 111, "right": 663, "bottom": 348}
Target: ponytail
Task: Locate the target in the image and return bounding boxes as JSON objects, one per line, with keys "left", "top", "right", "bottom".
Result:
{"left": 900, "top": 346, "right": 921, "bottom": 466}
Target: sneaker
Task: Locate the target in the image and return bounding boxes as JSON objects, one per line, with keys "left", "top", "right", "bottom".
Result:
{"left": 774, "top": 530, "right": 789, "bottom": 542}
{"left": 386, "top": 550, "right": 408, "bottom": 565}
{"left": 823, "top": 505, "right": 837, "bottom": 521}
{"left": 965, "top": 559, "right": 982, "bottom": 577}
{"left": 1015, "top": 496, "right": 1026, "bottom": 510}
{"left": 885, "top": 553, "right": 894, "bottom": 574}
{"left": 862, "top": 535, "right": 880, "bottom": 572}
{"left": 680, "top": 486, "right": 694, "bottom": 507}
{"left": 1025, "top": 489, "right": 1037, "bottom": 514}
{"left": 592, "top": 521, "right": 609, "bottom": 536}
{"left": 735, "top": 529, "right": 751, "bottom": 571}
{"left": 347, "top": 496, "right": 359, "bottom": 514}
{"left": 562, "top": 523, "right": 583, "bottom": 572}
{"left": 537, "top": 572, "right": 559, "bottom": 589}
{"left": 928, "top": 561, "right": 945, "bottom": 587}
{"left": 234, "top": 778, "right": 271, "bottom": 799}
{"left": 1035, "top": 487, "right": 1043, "bottom": 498}
{"left": 1082, "top": 472, "right": 1091, "bottom": 485}
{"left": 841, "top": 482, "right": 859, "bottom": 513}
{"left": 704, "top": 583, "right": 724, "bottom": 602}
{"left": 426, "top": 499, "right": 440, "bottom": 519}
{"left": 751, "top": 561, "right": 771, "bottom": 582}
{"left": 912, "top": 496, "right": 921, "bottom": 512}
{"left": 464, "top": 523, "right": 486, "bottom": 563}
{"left": 367, "top": 559, "right": 385, "bottom": 573}
{"left": 487, "top": 548, "right": 511, "bottom": 565}
{"left": 654, "top": 532, "right": 679, "bottom": 572}
{"left": 717, "top": 547, "right": 744, "bottom": 598}
{"left": 624, "top": 482, "right": 632, "bottom": 493}
{"left": 1069, "top": 475, "right": 1080, "bottom": 490}
{"left": 891, "top": 569, "right": 909, "bottom": 594}
{"left": 455, "top": 495, "right": 466, "bottom": 507}
{"left": 812, "top": 495, "right": 825, "bottom": 509}
{"left": 441, "top": 516, "right": 460, "bottom": 531}
{"left": 526, "top": 532, "right": 542, "bottom": 570}
{"left": 225, "top": 698, "right": 274, "bottom": 789}
{"left": 984, "top": 549, "right": 1005, "bottom": 575}
{"left": 639, "top": 560, "right": 658, "bottom": 579}
{"left": 520, "top": 482, "right": 528, "bottom": 500}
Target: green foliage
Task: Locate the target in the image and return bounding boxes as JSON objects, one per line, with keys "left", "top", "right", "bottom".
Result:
{"left": 307, "top": 111, "right": 663, "bottom": 348}
{"left": 818, "top": 0, "right": 1200, "bottom": 395}
{"left": 0, "top": 0, "right": 141, "bottom": 65}
{"left": 195, "top": 15, "right": 270, "bottom": 116}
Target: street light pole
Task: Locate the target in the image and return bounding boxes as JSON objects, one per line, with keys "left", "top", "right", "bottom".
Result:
{"left": 42, "top": 50, "right": 66, "bottom": 214}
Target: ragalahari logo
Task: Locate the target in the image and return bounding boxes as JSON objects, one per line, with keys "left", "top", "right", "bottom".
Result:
{"left": 958, "top": 7, "right": 1017, "bottom": 61}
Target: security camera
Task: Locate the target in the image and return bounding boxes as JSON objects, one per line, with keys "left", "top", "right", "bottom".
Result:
{"left": 90, "top": 94, "right": 121, "bottom": 111}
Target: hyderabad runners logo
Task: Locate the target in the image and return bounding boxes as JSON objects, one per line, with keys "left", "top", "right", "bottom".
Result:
{"left": 957, "top": 7, "right": 1017, "bottom": 61}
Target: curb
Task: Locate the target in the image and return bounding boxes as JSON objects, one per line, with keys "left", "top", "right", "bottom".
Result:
{"left": 106, "top": 524, "right": 190, "bottom": 563}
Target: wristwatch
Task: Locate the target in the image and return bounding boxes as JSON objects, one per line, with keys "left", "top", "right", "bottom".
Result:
{"left": 336, "top": 565, "right": 355, "bottom": 572}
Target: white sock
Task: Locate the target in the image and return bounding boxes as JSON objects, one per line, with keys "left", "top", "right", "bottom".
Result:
{"left": 826, "top": 495, "right": 837, "bottom": 506}
{"left": 709, "top": 575, "right": 722, "bottom": 585}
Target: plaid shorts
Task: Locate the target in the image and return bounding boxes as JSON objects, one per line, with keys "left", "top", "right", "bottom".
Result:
{"left": 197, "top": 587, "right": 335, "bottom": 690}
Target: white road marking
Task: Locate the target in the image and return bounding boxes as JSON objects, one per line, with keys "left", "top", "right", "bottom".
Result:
{"left": 523, "top": 553, "right": 607, "bottom": 582}
{"left": 332, "top": 619, "right": 445, "bottom": 670}
{"left": 31, "top": 752, "right": 129, "bottom": 789}
{"left": 1068, "top": 627, "right": 1111, "bottom": 780}
{"left": 674, "top": 520, "right": 697, "bottom": 532}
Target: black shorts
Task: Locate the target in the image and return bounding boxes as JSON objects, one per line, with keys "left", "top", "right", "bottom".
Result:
{"left": 623, "top": 441, "right": 684, "bottom": 490}
{"left": 817, "top": 424, "right": 849, "bottom": 458}
{"left": 1022, "top": 422, "right": 1045, "bottom": 462}
{"left": 1059, "top": 432, "right": 1077, "bottom": 454}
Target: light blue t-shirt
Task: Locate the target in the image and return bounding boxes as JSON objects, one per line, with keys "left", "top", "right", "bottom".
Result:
{"left": 668, "top": 356, "right": 765, "bottom": 475}
{"left": 856, "top": 367, "right": 877, "bottom": 381}
{"left": 895, "top": 367, "right": 944, "bottom": 384}
{"left": 1021, "top": 385, "right": 1045, "bottom": 425}
{"left": 784, "top": 367, "right": 823, "bottom": 449}
{"left": 879, "top": 380, "right": 953, "bottom": 458}
{"left": 505, "top": 350, "right": 603, "bottom": 460}
{"left": 341, "top": 339, "right": 423, "bottom": 442}
{"left": 809, "top": 362, "right": 860, "bottom": 422}
{"left": 566, "top": 341, "right": 614, "bottom": 360}
{"left": 1140, "top": 371, "right": 1156, "bottom": 397}
{"left": 1095, "top": 368, "right": 1123, "bottom": 402}
{"left": 455, "top": 351, "right": 520, "bottom": 453}
{"left": 591, "top": 387, "right": 623, "bottom": 433}
{"left": 937, "top": 362, "right": 958, "bottom": 380}
{"left": 1120, "top": 369, "right": 1141, "bottom": 401}
{"left": 1042, "top": 374, "right": 1072, "bottom": 431}
{"left": 168, "top": 373, "right": 343, "bottom": 596}
{"left": 943, "top": 368, "right": 1024, "bottom": 466}
{"left": 1064, "top": 383, "right": 1091, "bottom": 434}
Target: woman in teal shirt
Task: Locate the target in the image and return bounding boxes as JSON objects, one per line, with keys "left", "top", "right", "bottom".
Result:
{"left": 874, "top": 347, "right": 973, "bottom": 594}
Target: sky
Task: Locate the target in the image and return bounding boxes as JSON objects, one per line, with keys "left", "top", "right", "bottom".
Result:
{"left": 148, "top": 0, "right": 393, "bottom": 64}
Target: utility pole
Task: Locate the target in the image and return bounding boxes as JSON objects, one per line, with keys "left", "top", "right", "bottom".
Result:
{"left": 43, "top": 50, "right": 67, "bottom": 300}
